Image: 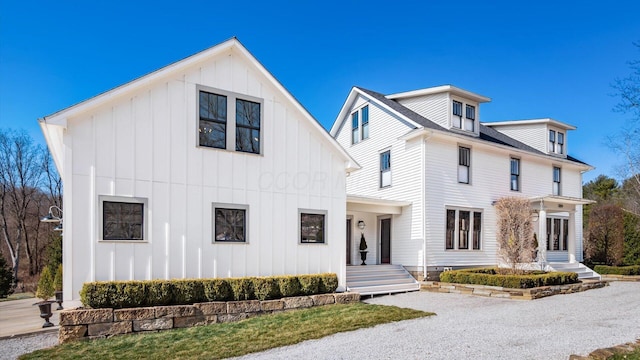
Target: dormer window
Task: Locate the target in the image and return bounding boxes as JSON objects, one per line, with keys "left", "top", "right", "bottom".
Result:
{"left": 549, "top": 129, "right": 565, "bottom": 155}
{"left": 453, "top": 101, "right": 463, "bottom": 117}
{"left": 465, "top": 105, "right": 475, "bottom": 131}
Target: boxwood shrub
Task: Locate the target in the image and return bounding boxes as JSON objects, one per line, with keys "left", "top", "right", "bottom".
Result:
{"left": 80, "top": 273, "right": 338, "bottom": 309}
{"left": 439, "top": 268, "right": 579, "bottom": 289}
{"left": 594, "top": 265, "right": 640, "bottom": 276}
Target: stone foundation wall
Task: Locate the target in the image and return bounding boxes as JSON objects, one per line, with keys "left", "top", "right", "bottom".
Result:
{"left": 58, "top": 292, "right": 360, "bottom": 343}
{"left": 422, "top": 280, "right": 608, "bottom": 300}
{"left": 601, "top": 274, "right": 640, "bottom": 282}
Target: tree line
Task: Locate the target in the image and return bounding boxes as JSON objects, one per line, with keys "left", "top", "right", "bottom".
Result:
{"left": 0, "top": 129, "right": 62, "bottom": 295}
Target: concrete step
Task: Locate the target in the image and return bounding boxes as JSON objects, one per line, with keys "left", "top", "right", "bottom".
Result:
{"left": 348, "top": 282, "right": 421, "bottom": 296}
{"left": 346, "top": 264, "right": 420, "bottom": 296}
{"left": 347, "top": 277, "right": 418, "bottom": 287}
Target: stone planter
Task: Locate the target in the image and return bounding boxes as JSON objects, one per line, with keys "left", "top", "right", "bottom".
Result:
{"left": 35, "top": 301, "right": 54, "bottom": 328}
{"left": 55, "top": 291, "right": 64, "bottom": 310}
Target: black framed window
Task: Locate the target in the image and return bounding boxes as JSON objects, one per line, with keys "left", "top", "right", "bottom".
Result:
{"left": 553, "top": 166, "right": 561, "bottom": 195}
{"left": 557, "top": 132, "right": 564, "bottom": 154}
{"left": 215, "top": 207, "right": 246, "bottom": 242}
{"left": 458, "top": 210, "right": 470, "bottom": 249}
{"left": 458, "top": 146, "right": 470, "bottom": 184}
{"left": 510, "top": 158, "right": 520, "bottom": 191}
{"left": 236, "top": 99, "right": 261, "bottom": 154}
{"left": 361, "top": 106, "right": 369, "bottom": 140}
{"left": 380, "top": 150, "right": 391, "bottom": 187}
{"left": 549, "top": 130, "right": 556, "bottom": 153}
{"left": 351, "top": 112, "right": 359, "bottom": 144}
{"left": 103, "top": 201, "right": 144, "bottom": 240}
{"left": 446, "top": 209, "right": 455, "bottom": 250}
{"left": 452, "top": 100, "right": 463, "bottom": 117}
{"left": 300, "top": 212, "right": 325, "bottom": 243}
{"left": 199, "top": 91, "right": 227, "bottom": 149}
{"left": 473, "top": 212, "right": 482, "bottom": 250}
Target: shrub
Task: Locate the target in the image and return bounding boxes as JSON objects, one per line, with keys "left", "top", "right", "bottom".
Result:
{"left": 298, "top": 275, "right": 321, "bottom": 295}
{"left": 319, "top": 273, "right": 338, "bottom": 293}
{"left": 80, "top": 273, "right": 336, "bottom": 309}
{"left": 53, "top": 265, "right": 63, "bottom": 292}
{"left": 0, "top": 255, "right": 14, "bottom": 298}
{"left": 278, "top": 276, "right": 301, "bottom": 297}
{"left": 252, "top": 277, "right": 280, "bottom": 300}
{"left": 439, "top": 268, "right": 579, "bottom": 289}
{"left": 36, "top": 267, "right": 55, "bottom": 301}
{"left": 203, "top": 279, "right": 233, "bottom": 302}
{"left": 594, "top": 265, "right": 640, "bottom": 276}
{"left": 173, "top": 280, "right": 206, "bottom": 305}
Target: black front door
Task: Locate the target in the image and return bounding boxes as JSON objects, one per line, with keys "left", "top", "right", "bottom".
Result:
{"left": 346, "top": 219, "right": 352, "bottom": 265}
{"left": 381, "top": 218, "right": 391, "bottom": 264}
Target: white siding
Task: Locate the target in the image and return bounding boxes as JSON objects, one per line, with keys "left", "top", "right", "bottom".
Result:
{"left": 63, "top": 47, "right": 348, "bottom": 300}
{"left": 335, "top": 95, "right": 425, "bottom": 268}
{"left": 487, "top": 123, "right": 548, "bottom": 154}
{"left": 396, "top": 93, "right": 448, "bottom": 128}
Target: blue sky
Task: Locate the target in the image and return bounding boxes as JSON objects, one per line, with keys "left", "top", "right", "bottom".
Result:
{"left": 1, "top": 0, "right": 639, "bottom": 183}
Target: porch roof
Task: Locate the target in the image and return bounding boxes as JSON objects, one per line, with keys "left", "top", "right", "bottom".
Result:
{"left": 347, "top": 195, "right": 411, "bottom": 215}
{"left": 529, "top": 195, "right": 595, "bottom": 210}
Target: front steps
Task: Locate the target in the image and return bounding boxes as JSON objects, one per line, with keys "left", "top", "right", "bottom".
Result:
{"left": 549, "top": 262, "right": 601, "bottom": 280}
{"left": 346, "top": 264, "right": 420, "bottom": 296}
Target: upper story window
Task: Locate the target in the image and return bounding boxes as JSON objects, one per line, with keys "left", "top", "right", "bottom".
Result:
{"left": 557, "top": 132, "right": 564, "bottom": 154}
{"left": 549, "top": 129, "right": 565, "bottom": 155}
{"left": 553, "top": 166, "right": 561, "bottom": 195}
{"left": 214, "top": 204, "right": 248, "bottom": 243}
{"left": 380, "top": 150, "right": 391, "bottom": 188}
{"left": 510, "top": 157, "right": 520, "bottom": 191}
{"left": 199, "top": 92, "right": 227, "bottom": 149}
{"left": 446, "top": 208, "right": 482, "bottom": 250}
{"left": 351, "top": 112, "right": 359, "bottom": 144}
{"left": 465, "top": 105, "right": 475, "bottom": 131}
{"left": 458, "top": 146, "right": 470, "bottom": 184}
{"left": 236, "top": 99, "right": 261, "bottom": 154}
{"left": 452, "top": 100, "right": 463, "bottom": 118}
{"left": 361, "top": 106, "right": 369, "bottom": 140}
{"left": 198, "top": 87, "right": 262, "bottom": 155}
{"left": 100, "top": 196, "right": 147, "bottom": 242}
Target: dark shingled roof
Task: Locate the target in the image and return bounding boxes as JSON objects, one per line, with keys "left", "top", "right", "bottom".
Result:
{"left": 355, "top": 86, "right": 590, "bottom": 167}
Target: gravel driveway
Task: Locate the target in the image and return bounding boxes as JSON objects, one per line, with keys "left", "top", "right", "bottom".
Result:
{"left": 4, "top": 282, "right": 639, "bottom": 360}
{"left": 234, "top": 281, "right": 640, "bottom": 360}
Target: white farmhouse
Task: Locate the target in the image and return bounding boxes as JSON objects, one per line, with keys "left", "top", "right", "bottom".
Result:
{"left": 39, "top": 38, "right": 358, "bottom": 301}
{"left": 331, "top": 86, "right": 596, "bottom": 294}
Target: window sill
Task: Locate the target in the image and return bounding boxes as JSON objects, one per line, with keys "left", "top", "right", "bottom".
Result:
{"left": 214, "top": 241, "right": 249, "bottom": 245}
{"left": 197, "top": 145, "right": 263, "bottom": 157}
{"left": 99, "top": 240, "right": 149, "bottom": 244}
{"left": 299, "top": 242, "right": 328, "bottom": 245}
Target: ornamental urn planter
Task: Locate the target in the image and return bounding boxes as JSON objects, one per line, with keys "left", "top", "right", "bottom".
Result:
{"left": 54, "top": 290, "right": 63, "bottom": 310}
{"left": 35, "top": 301, "right": 54, "bottom": 328}
{"left": 359, "top": 251, "right": 368, "bottom": 266}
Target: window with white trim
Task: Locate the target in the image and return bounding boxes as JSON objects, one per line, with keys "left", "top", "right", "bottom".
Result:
{"left": 549, "top": 130, "right": 556, "bottom": 153}
{"left": 452, "top": 101, "right": 463, "bottom": 128}
{"left": 510, "top": 157, "right": 520, "bottom": 191}
{"left": 446, "top": 208, "right": 482, "bottom": 250}
{"left": 380, "top": 150, "right": 391, "bottom": 188}
{"left": 100, "top": 196, "right": 147, "bottom": 241}
{"left": 465, "top": 105, "right": 475, "bottom": 131}
{"left": 557, "top": 132, "right": 564, "bottom": 154}
{"left": 361, "top": 105, "right": 369, "bottom": 140}
{"left": 213, "top": 204, "right": 248, "bottom": 243}
{"left": 458, "top": 146, "right": 470, "bottom": 184}
{"left": 198, "top": 86, "right": 262, "bottom": 154}
{"left": 300, "top": 209, "right": 327, "bottom": 244}
{"left": 546, "top": 217, "right": 569, "bottom": 251}
{"left": 351, "top": 111, "right": 359, "bottom": 144}
{"left": 553, "top": 166, "right": 561, "bottom": 195}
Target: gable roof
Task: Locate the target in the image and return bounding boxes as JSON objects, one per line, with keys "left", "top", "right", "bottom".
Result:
{"left": 39, "top": 37, "right": 359, "bottom": 176}
{"left": 332, "top": 86, "right": 591, "bottom": 169}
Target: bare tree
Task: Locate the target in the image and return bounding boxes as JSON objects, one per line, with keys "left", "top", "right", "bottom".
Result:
{"left": 585, "top": 204, "right": 624, "bottom": 266}
{"left": 495, "top": 197, "right": 535, "bottom": 272}
{"left": 0, "top": 130, "right": 45, "bottom": 286}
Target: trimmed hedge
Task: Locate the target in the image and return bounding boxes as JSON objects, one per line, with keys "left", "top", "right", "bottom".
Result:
{"left": 80, "top": 273, "right": 338, "bottom": 309}
{"left": 439, "top": 268, "right": 579, "bottom": 289}
{"left": 594, "top": 265, "right": 640, "bottom": 276}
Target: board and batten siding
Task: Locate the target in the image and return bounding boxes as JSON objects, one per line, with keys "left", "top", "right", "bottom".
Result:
{"left": 335, "top": 94, "right": 425, "bottom": 268}
{"left": 62, "top": 48, "right": 348, "bottom": 300}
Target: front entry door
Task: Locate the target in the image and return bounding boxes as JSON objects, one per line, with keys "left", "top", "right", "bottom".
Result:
{"left": 346, "top": 219, "right": 352, "bottom": 265}
{"left": 381, "top": 218, "right": 391, "bottom": 264}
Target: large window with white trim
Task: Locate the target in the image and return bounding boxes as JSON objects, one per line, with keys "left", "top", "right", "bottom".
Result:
{"left": 446, "top": 208, "right": 482, "bottom": 250}
{"left": 351, "top": 111, "right": 359, "bottom": 144}
{"left": 380, "top": 150, "right": 391, "bottom": 188}
{"left": 510, "top": 157, "right": 520, "bottom": 191}
{"left": 553, "top": 166, "right": 561, "bottom": 195}
{"left": 458, "top": 146, "right": 471, "bottom": 184}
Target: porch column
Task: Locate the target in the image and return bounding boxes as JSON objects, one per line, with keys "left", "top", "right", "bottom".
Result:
{"left": 538, "top": 209, "right": 547, "bottom": 267}
{"left": 567, "top": 211, "right": 577, "bottom": 263}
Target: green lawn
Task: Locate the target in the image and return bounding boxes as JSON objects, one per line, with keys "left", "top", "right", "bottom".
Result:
{"left": 610, "top": 347, "right": 640, "bottom": 360}
{"left": 21, "top": 303, "right": 433, "bottom": 360}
